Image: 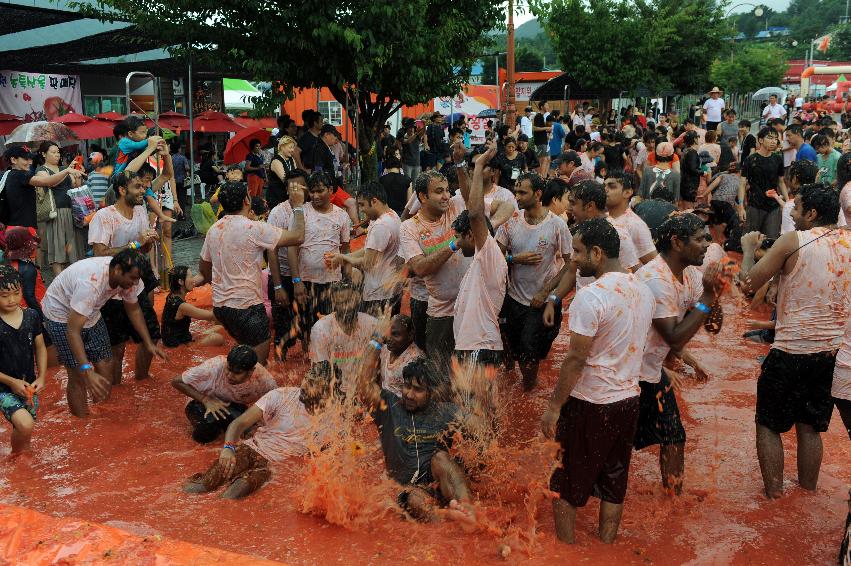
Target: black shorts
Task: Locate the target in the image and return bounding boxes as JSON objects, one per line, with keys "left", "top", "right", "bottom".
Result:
{"left": 267, "top": 274, "right": 296, "bottom": 348}
{"left": 550, "top": 396, "right": 640, "bottom": 507}
{"left": 634, "top": 371, "right": 686, "bottom": 450}
{"left": 299, "top": 281, "right": 333, "bottom": 338}
{"left": 213, "top": 304, "right": 270, "bottom": 347}
{"left": 454, "top": 349, "right": 503, "bottom": 368}
{"left": 835, "top": 397, "right": 851, "bottom": 440}
{"left": 501, "top": 295, "right": 561, "bottom": 362}
{"left": 409, "top": 297, "right": 428, "bottom": 351}
{"left": 100, "top": 294, "right": 161, "bottom": 347}
{"left": 426, "top": 315, "right": 454, "bottom": 371}
{"left": 756, "top": 348, "right": 836, "bottom": 433}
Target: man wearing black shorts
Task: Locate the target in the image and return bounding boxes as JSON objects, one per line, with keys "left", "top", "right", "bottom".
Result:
{"left": 541, "top": 218, "right": 653, "bottom": 544}
{"left": 739, "top": 183, "right": 851, "bottom": 498}
{"left": 635, "top": 213, "right": 724, "bottom": 495}
{"left": 89, "top": 170, "right": 163, "bottom": 383}
{"left": 199, "top": 182, "right": 305, "bottom": 363}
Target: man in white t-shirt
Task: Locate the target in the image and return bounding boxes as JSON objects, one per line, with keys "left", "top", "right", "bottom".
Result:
{"left": 604, "top": 169, "right": 657, "bottom": 265}
{"left": 199, "top": 181, "right": 305, "bottom": 363}
{"left": 702, "top": 87, "right": 726, "bottom": 132}
{"left": 635, "top": 213, "right": 724, "bottom": 495}
{"left": 331, "top": 181, "right": 403, "bottom": 317}
{"left": 541, "top": 217, "right": 653, "bottom": 544}
{"left": 183, "top": 360, "right": 333, "bottom": 499}
{"left": 171, "top": 345, "right": 277, "bottom": 443}
{"left": 762, "top": 94, "right": 787, "bottom": 122}
{"left": 41, "top": 251, "right": 166, "bottom": 417}
{"left": 89, "top": 170, "right": 162, "bottom": 384}
{"left": 496, "top": 172, "right": 572, "bottom": 390}
{"left": 520, "top": 106, "right": 533, "bottom": 139}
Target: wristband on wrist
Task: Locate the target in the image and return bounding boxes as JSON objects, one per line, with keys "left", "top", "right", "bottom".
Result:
{"left": 292, "top": 206, "right": 304, "bottom": 214}
{"left": 292, "top": 277, "right": 302, "bottom": 284}
{"left": 128, "top": 241, "right": 141, "bottom": 250}
{"left": 506, "top": 253, "right": 513, "bottom": 264}
{"left": 694, "top": 301, "right": 712, "bottom": 314}
{"left": 448, "top": 239, "right": 458, "bottom": 252}
{"left": 223, "top": 443, "right": 237, "bottom": 453}
{"left": 547, "top": 294, "right": 560, "bottom": 304}
{"left": 79, "top": 363, "right": 94, "bottom": 372}
{"left": 369, "top": 339, "right": 383, "bottom": 351}
{"left": 273, "top": 284, "right": 283, "bottom": 290}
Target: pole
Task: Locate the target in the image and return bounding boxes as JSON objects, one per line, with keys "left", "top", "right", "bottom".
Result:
{"left": 494, "top": 53, "right": 500, "bottom": 115}
{"left": 506, "top": 0, "right": 516, "bottom": 129}
{"left": 188, "top": 48, "right": 195, "bottom": 206}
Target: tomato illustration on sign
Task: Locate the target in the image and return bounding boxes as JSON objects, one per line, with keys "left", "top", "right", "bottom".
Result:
{"left": 22, "top": 93, "right": 32, "bottom": 102}
{"left": 43, "top": 96, "right": 75, "bottom": 120}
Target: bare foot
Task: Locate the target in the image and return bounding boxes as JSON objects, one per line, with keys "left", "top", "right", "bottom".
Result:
{"left": 441, "top": 499, "right": 478, "bottom": 532}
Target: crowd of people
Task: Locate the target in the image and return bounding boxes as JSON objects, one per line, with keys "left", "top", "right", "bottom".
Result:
{"left": 0, "top": 97, "right": 850, "bottom": 555}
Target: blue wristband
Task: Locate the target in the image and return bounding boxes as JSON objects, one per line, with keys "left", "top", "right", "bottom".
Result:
{"left": 506, "top": 253, "right": 513, "bottom": 264}
{"left": 292, "top": 277, "right": 302, "bottom": 284}
{"left": 369, "top": 339, "right": 383, "bottom": 351}
{"left": 694, "top": 301, "right": 711, "bottom": 314}
{"left": 448, "top": 239, "right": 458, "bottom": 252}
{"left": 79, "top": 363, "right": 93, "bottom": 372}
{"left": 223, "top": 443, "right": 237, "bottom": 453}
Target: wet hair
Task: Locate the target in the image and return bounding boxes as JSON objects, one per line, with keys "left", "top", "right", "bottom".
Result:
{"left": 286, "top": 168, "right": 308, "bottom": 182}
{"left": 650, "top": 185, "right": 675, "bottom": 202}
{"left": 738, "top": 119, "right": 751, "bottom": 128}
{"left": 515, "top": 172, "right": 546, "bottom": 197}
{"left": 251, "top": 196, "right": 268, "bottom": 217}
{"left": 448, "top": 126, "right": 463, "bottom": 139}
{"left": 414, "top": 169, "right": 447, "bottom": 201}
{"left": 757, "top": 126, "right": 777, "bottom": 141}
{"left": 503, "top": 136, "right": 517, "bottom": 147}
{"left": 392, "top": 314, "right": 414, "bottom": 335}
{"left": 0, "top": 264, "right": 22, "bottom": 291}
{"left": 226, "top": 344, "right": 258, "bottom": 372}
{"left": 604, "top": 168, "right": 632, "bottom": 191}
{"left": 452, "top": 209, "right": 494, "bottom": 237}
{"left": 137, "top": 162, "right": 156, "bottom": 180}
{"left": 357, "top": 181, "right": 388, "bottom": 205}
{"left": 168, "top": 265, "right": 189, "bottom": 292}
{"left": 401, "top": 358, "right": 443, "bottom": 392}
{"left": 218, "top": 181, "right": 249, "bottom": 213}
{"left": 656, "top": 213, "right": 705, "bottom": 253}
{"left": 113, "top": 123, "right": 129, "bottom": 140}
{"left": 810, "top": 133, "right": 830, "bottom": 150}
{"left": 573, "top": 180, "right": 607, "bottom": 210}
{"left": 683, "top": 131, "right": 699, "bottom": 147}
{"left": 542, "top": 178, "right": 569, "bottom": 206}
{"left": 574, "top": 217, "right": 620, "bottom": 259}
{"left": 123, "top": 115, "right": 147, "bottom": 133}
{"left": 836, "top": 153, "right": 851, "bottom": 189}
{"left": 383, "top": 155, "right": 401, "bottom": 169}
{"left": 307, "top": 171, "right": 333, "bottom": 190}
{"left": 789, "top": 159, "right": 818, "bottom": 187}
{"left": 798, "top": 183, "right": 840, "bottom": 225}
{"left": 786, "top": 124, "right": 804, "bottom": 138}
{"left": 588, "top": 141, "right": 604, "bottom": 153}
{"left": 109, "top": 248, "right": 148, "bottom": 273}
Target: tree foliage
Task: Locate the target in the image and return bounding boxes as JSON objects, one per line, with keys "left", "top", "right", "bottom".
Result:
{"left": 710, "top": 44, "right": 789, "bottom": 93}
{"left": 75, "top": 0, "right": 505, "bottom": 180}
{"left": 534, "top": 0, "right": 728, "bottom": 95}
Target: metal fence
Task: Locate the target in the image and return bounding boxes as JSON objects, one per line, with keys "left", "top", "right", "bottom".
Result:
{"left": 668, "top": 92, "right": 762, "bottom": 123}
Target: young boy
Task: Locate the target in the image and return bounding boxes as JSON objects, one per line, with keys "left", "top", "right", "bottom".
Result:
{"left": 0, "top": 265, "right": 48, "bottom": 454}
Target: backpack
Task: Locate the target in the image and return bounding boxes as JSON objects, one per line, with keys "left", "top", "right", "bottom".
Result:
{"left": 0, "top": 170, "right": 11, "bottom": 225}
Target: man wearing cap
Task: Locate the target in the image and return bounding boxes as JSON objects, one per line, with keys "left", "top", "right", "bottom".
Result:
{"left": 2, "top": 146, "right": 83, "bottom": 230}
{"left": 703, "top": 88, "right": 726, "bottom": 133}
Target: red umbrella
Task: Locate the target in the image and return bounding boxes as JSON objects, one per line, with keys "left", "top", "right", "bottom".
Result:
{"left": 93, "top": 111, "right": 124, "bottom": 122}
{"left": 223, "top": 126, "right": 271, "bottom": 164}
{"left": 194, "top": 110, "right": 243, "bottom": 133}
{"left": 52, "top": 113, "right": 115, "bottom": 140}
{"left": 0, "top": 113, "right": 23, "bottom": 135}
{"left": 158, "top": 111, "right": 190, "bottom": 131}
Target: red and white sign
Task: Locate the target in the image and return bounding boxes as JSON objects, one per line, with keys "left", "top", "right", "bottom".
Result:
{"left": 434, "top": 85, "right": 498, "bottom": 145}
{"left": 0, "top": 70, "right": 82, "bottom": 122}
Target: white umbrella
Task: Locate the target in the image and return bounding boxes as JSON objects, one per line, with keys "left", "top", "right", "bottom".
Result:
{"left": 3, "top": 121, "right": 80, "bottom": 147}
{"left": 752, "top": 87, "right": 787, "bottom": 101}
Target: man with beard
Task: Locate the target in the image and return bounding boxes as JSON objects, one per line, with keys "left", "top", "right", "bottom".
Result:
{"left": 88, "top": 170, "right": 163, "bottom": 383}
{"left": 541, "top": 217, "right": 654, "bottom": 544}
{"left": 496, "top": 172, "right": 572, "bottom": 389}
{"left": 634, "top": 213, "right": 725, "bottom": 495}
{"left": 738, "top": 183, "right": 851, "bottom": 498}
{"left": 309, "top": 281, "right": 378, "bottom": 394}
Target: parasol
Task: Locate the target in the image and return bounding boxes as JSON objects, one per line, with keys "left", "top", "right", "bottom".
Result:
{"left": 194, "top": 111, "right": 243, "bottom": 133}
{"left": 224, "top": 126, "right": 271, "bottom": 164}
{"left": 3, "top": 121, "right": 80, "bottom": 147}
{"left": 0, "top": 113, "right": 24, "bottom": 136}
{"left": 52, "top": 113, "right": 115, "bottom": 140}
{"left": 158, "top": 111, "right": 190, "bottom": 131}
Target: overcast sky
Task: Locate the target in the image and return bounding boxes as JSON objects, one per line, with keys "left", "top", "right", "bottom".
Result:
{"left": 512, "top": 0, "right": 793, "bottom": 26}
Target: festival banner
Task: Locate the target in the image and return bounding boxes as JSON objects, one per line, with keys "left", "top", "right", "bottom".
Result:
{"left": 0, "top": 70, "right": 82, "bottom": 122}
{"left": 434, "top": 85, "right": 498, "bottom": 145}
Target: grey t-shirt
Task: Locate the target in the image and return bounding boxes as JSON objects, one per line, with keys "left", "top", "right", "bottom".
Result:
{"left": 718, "top": 121, "right": 738, "bottom": 144}
{"left": 639, "top": 166, "right": 681, "bottom": 202}
{"left": 371, "top": 389, "right": 459, "bottom": 485}
{"left": 402, "top": 136, "right": 421, "bottom": 167}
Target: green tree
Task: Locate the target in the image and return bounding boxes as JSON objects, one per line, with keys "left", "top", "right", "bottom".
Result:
{"left": 825, "top": 23, "right": 851, "bottom": 60}
{"left": 534, "top": 0, "right": 728, "bottom": 95}
{"left": 709, "top": 44, "right": 789, "bottom": 93}
{"left": 76, "top": 0, "right": 504, "bottom": 181}
{"left": 516, "top": 44, "right": 545, "bottom": 72}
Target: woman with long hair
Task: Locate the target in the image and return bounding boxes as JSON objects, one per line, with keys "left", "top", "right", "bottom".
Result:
{"left": 267, "top": 136, "right": 297, "bottom": 209}
{"left": 33, "top": 142, "right": 83, "bottom": 274}
{"left": 679, "top": 131, "right": 701, "bottom": 209}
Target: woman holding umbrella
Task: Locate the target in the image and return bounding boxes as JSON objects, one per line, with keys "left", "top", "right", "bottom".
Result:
{"left": 33, "top": 142, "right": 85, "bottom": 274}
{"left": 267, "top": 136, "right": 297, "bottom": 209}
